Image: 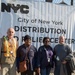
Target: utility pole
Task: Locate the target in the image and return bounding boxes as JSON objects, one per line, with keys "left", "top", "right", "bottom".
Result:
{"left": 71, "top": 0, "right": 73, "bottom": 5}
{"left": 46, "top": 0, "right": 53, "bottom": 2}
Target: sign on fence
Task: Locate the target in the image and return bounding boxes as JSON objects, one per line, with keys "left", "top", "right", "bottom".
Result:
{"left": 1, "top": 0, "right": 75, "bottom": 50}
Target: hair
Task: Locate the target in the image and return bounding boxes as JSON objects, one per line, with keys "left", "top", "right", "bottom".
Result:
{"left": 43, "top": 37, "right": 50, "bottom": 43}
{"left": 24, "top": 35, "right": 31, "bottom": 41}
{"left": 7, "top": 28, "right": 15, "bottom": 34}
{"left": 59, "top": 35, "right": 65, "bottom": 40}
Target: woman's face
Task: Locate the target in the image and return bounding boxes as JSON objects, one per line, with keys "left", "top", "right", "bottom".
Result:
{"left": 24, "top": 39, "right": 31, "bottom": 46}
{"left": 44, "top": 39, "right": 50, "bottom": 46}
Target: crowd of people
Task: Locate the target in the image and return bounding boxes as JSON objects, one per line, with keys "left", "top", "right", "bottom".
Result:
{"left": 0, "top": 28, "right": 74, "bottom": 75}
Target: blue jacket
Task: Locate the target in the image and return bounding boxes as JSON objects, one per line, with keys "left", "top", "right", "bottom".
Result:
{"left": 16, "top": 44, "right": 37, "bottom": 72}
{"left": 37, "top": 45, "right": 54, "bottom": 69}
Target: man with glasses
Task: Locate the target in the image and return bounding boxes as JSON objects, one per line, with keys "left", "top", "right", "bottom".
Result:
{"left": 37, "top": 37, "right": 54, "bottom": 75}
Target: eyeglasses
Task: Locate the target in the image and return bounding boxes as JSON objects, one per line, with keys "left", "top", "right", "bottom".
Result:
{"left": 45, "top": 41, "right": 50, "bottom": 43}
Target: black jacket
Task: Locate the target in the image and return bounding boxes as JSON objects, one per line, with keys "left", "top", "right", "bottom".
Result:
{"left": 37, "top": 45, "right": 54, "bottom": 69}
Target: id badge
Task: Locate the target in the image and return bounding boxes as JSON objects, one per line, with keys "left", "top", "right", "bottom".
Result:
{"left": 56, "top": 56, "right": 60, "bottom": 61}
{"left": 48, "top": 58, "right": 50, "bottom": 62}
{"left": 10, "top": 51, "right": 13, "bottom": 54}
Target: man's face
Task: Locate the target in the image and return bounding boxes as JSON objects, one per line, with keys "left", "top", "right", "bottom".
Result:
{"left": 59, "top": 36, "right": 65, "bottom": 44}
{"left": 24, "top": 39, "right": 31, "bottom": 46}
{"left": 7, "top": 28, "right": 15, "bottom": 38}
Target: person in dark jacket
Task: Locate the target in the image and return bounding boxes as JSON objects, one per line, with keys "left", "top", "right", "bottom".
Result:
{"left": 37, "top": 37, "right": 54, "bottom": 75}
{"left": 54, "top": 35, "right": 73, "bottom": 75}
{"left": 16, "top": 35, "right": 37, "bottom": 75}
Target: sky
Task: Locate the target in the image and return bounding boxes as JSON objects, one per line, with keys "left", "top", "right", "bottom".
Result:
{"left": 17, "top": 0, "right": 74, "bottom": 5}
{"left": 53, "top": 0, "right": 71, "bottom": 5}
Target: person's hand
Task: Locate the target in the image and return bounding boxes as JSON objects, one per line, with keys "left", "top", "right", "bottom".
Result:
{"left": 37, "top": 68, "right": 40, "bottom": 74}
{"left": 62, "top": 60, "right": 67, "bottom": 64}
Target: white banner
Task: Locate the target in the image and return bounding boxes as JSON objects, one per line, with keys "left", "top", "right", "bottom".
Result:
{"left": 1, "top": 0, "right": 75, "bottom": 50}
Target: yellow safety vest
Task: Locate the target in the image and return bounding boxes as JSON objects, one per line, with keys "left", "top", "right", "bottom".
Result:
{"left": 3, "top": 36, "right": 17, "bottom": 57}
